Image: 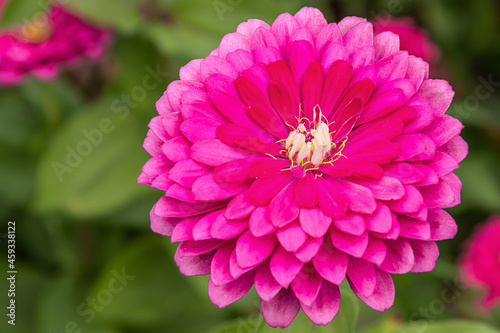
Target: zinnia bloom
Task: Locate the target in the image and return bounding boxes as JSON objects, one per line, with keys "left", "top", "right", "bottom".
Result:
{"left": 0, "top": 3, "right": 111, "bottom": 86}
{"left": 139, "top": 7, "right": 467, "bottom": 327}
{"left": 372, "top": 16, "right": 440, "bottom": 64}
{"left": 459, "top": 215, "right": 500, "bottom": 310}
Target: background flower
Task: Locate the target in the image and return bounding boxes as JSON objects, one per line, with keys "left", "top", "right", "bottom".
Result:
{"left": 0, "top": 3, "right": 111, "bottom": 86}
{"left": 1, "top": 1, "right": 500, "bottom": 332}
{"left": 139, "top": 7, "right": 467, "bottom": 327}
{"left": 372, "top": 16, "right": 440, "bottom": 65}
{"left": 459, "top": 215, "right": 500, "bottom": 310}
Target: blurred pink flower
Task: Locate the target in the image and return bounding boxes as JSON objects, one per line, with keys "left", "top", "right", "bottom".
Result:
{"left": 0, "top": 3, "right": 111, "bottom": 86}
{"left": 372, "top": 16, "right": 440, "bottom": 64}
{"left": 459, "top": 215, "right": 500, "bottom": 310}
{"left": 139, "top": 7, "right": 467, "bottom": 327}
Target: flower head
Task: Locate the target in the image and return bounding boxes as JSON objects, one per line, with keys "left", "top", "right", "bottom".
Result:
{"left": 139, "top": 7, "right": 467, "bottom": 327}
{"left": 459, "top": 215, "right": 500, "bottom": 310}
{"left": 0, "top": 3, "right": 111, "bottom": 86}
{"left": 372, "top": 16, "right": 440, "bottom": 64}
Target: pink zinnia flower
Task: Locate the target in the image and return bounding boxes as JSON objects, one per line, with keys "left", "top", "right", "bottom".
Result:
{"left": 0, "top": 3, "right": 111, "bottom": 86}
{"left": 139, "top": 7, "right": 467, "bottom": 327}
{"left": 459, "top": 215, "right": 500, "bottom": 310}
{"left": 372, "top": 16, "right": 440, "bottom": 65}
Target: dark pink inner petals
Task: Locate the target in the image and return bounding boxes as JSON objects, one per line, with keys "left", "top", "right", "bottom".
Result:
{"left": 295, "top": 172, "right": 319, "bottom": 208}
{"left": 330, "top": 78, "right": 375, "bottom": 121}
{"left": 213, "top": 159, "right": 253, "bottom": 183}
{"left": 247, "top": 159, "right": 291, "bottom": 178}
{"left": 249, "top": 170, "right": 294, "bottom": 206}
{"left": 233, "top": 135, "right": 284, "bottom": 155}
{"left": 248, "top": 105, "right": 289, "bottom": 139}
{"left": 320, "top": 60, "right": 353, "bottom": 117}
{"left": 267, "top": 60, "right": 300, "bottom": 117}
{"left": 268, "top": 81, "right": 299, "bottom": 127}
{"left": 302, "top": 62, "right": 325, "bottom": 119}
{"left": 329, "top": 97, "right": 363, "bottom": 143}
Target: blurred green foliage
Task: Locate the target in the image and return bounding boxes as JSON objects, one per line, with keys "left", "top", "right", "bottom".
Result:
{"left": 1, "top": 0, "right": 500, "bottom": 332}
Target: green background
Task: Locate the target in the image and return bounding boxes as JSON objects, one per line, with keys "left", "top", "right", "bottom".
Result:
{"left": 1, "top": 0, "right": 500, "bottom": 332}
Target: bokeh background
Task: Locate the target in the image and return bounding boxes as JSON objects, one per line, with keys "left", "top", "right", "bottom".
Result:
{"left": 1, "top": 0, "right": 500, "bottom": 332}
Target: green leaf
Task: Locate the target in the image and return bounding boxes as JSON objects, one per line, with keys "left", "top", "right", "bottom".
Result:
{"left": 32, "top": 101, "right": 153, "bottom": 219}
{"left": 0, "top": 0, "right": 49, "bottom": 28}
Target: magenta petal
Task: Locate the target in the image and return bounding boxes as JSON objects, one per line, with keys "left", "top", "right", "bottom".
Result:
{"left": 178, "top": 239, "right": 226, "bottom": 257}
{"left": 208, "top": 271, "right": 254, "bottom": 308}
{"left": 416, "top": 79, "right": 454, "bottom": 116}
{"left": 409, "top": 239, "right": 439, "bottom": 272}
{"left": 343, "top": 21, "right": 373, "bottom": 54}
{"left": 295, "top": 237, "right": 323, "bottom": 262}
{"left": 375, "top": 51, "right": 409, "bottom": 83}
{"left": 365, "top": 203, "right": 393, "bottom": 233}
{"left": 192, "top": 174, "right": 250, "bottom": 202}
{"left": 423, "top": 115, "right": 464, "bottom": 146}
{"left": 398, "top": 215, "right": 431, "bottom": 240}
{"left": 191, "top": 139, "right": 256, "bottom": 167}
{"left": 269, "top": 181, "right": 300, "bottom": 228}
{"left": 427, "top": 208, "right": 457, "bottom": 240}
{"left": 169, "top": 159, "right": 212, "bottom": 189}
{"left": 379, "top": 238, "right": 415, "bottom": 274}
{"left": 255, "top": 260, "right": 282, "bottom": 301}
{"left": 192, "top": 210, "right": 220, "bottom": 240}
{"left": 218, "top": 32, "right": 251, "bottom": 58}
{"left": 236, "top": 230, "right": 276, "bottom": 268}
{"left": 352, "top": 267, "right": 394, "bottom": 311}
{"left": 300, "top": 208, "right": 332, "bottom": 238}
{"left": 270, "top": 246, "right": 304, "bottom": 288}
{"left": 174, "top": 247, "right": 214, "bottom": 276}
{"left": 271, "top": 12, "right": 300, "bottom": 54}
{"left": 249, "top": 171, "right": 293, "bottom": 206}
{"left": 155, "top": 196, "right": 227, "bottom": 218}
{"left": 315, "top": 23, "right": 342, "bottom": 58}
{"left": 347, "top": 257, "right": 376, "bottom": 297}
{"left": 149, "top": 201, "right": 181, "bottom": 236}
{"left": 229, "top": 250, "right": 254, "bottom": 279}
{"left": 200, "top": 55, "right": 238, "bottom": 82}
{"left": 331, "top": 227, "right": 369, "bottom": 257}
{"left": 362, "top": 236, "right": 386, "bottom": 266}
{"left": 317, "top": 177, "right": 348, "bottom": 219}
{"left": 179, "top": 58, "right": 202, "bottom": 81}
{"left": 225, "top": 189, "right": 256, "bottom": 220}
{"left": 333, "top": 211, "right": 366, "bottom": 236}
{"left": 249, "top": 206, "right": 276, "bottom": 237}
{"left": 301, "top": 281, "right": 341, "bottom": 325}
{"left": 419, "top": 179, "right": 457, "bottom": 208}
{"left": 291, "top": 264, "right": 323, "bottom": 306}
{"left": 387, "top": 185, "right": 424, "bottom": 214}
{"left": 261, "top": 288, "right": 300, "bottom": 328}
{"left": 171, "top": 215, "right": 198, "bottom": 242}
{"left": 373, "top": 31, "right": 399, "bottom": 61}
{"left": 276, "top": 221, "right": 308, "bottom": 252}
{"left": 312, "top": 243, "right": 348, "bottom": 285}
{"left": 211, "top": 241, "right": 236, "bottom": 285}
{"left": 438, "top": 135, "right": 468, "bottom": 163}
{"left": 210, "top": 212, "right": 248, "bottom": 240}
{"left": 289, "top": 40, "right": 315, "bottom": 86}
{"left": 295, "top": 172, "right": 319, "bottom": 208}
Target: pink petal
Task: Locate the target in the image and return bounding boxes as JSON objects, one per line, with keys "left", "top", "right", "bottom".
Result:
{"left": 150, "top": 203, "right": 181, "bottom": 237}
{"left": 373, "top": 31, "right": 400, "bottom": 61}
{"left": 276, "top": 221, "right": 308, "bottom": 252}
{"left": 271, "top": 12, "right": 300, "bottom": 55}
{"left": 179, "top": 58, "right": 202, "bottom": 81}
{"left": 261, "top": 288, "right": 300, "bottom": 328}
{"left": 208, "top": 271, "right": 254, "bottom": 307}
{"left": 295, "top": 237, "right": 323, "bottom": 262}
{"left": 270, "top": 246, "right": 304, "bottom": 288}
{"left": 347, "top": 257, "right": 376, "bottom": 297}
{"left": 301, "top": 281, "right": 341, "bottom": 325}
{"left": 167, "top": 80, "right": 204, "bottom": 113}
{"left": 178, "top": 239, "right": 226, "bottom": 257}
{"left": 331, "top": 227, "right": 369, "bottom": 258}
{"left": 295, "top": 172, "right": 319, "bottom": 208}
{"left": 299, "top": 208, "right": 332, "bottom": 238}
{"left": 338, "top": 17, "right": 367, "bottom": 35}
{"left": 269, "top": 181, "right": 300, "bottom": 228}
{"left": 218, "top": 32, "right": 251, "bottom": 59}
{"left": 312, "top": 243, "right": 348, "bottom": 285}
{"left": 406, "top": 55, "right": 429, "bottom": 90}
{"left": 419, "top": 179, "right": 457, "bottom": 208}
{"left": 438, "top": 135, "right": 468, "bottom": 163}
{"left": 236, "top": 230, "right": 276, "bottom": 268}
{"left": 226, "top": 49, "right": 254, "bottom": 73}
{"left": 180, "top": 116, "right": 219, "bottom": 142}
{"left": 302, "top": 62, "right": 325, "bottom": 119}
{"left": 387, "top": 185, "right": 424, "bottom": 214}
{"left": 317, "top": 177, "right": 348, "bottom": 219}
{"left": 211, "top": 241, "right": 236, "bottom": 285}
{"left": 375, "top": 51, "right": 409, "bottom": 83}
{"left": 192, "top": 210, "right": 220, "bottom": 240}
{"left": 155, "top": 196, "right": 228, "bottom": 218}
{"left": 255, "top": 259, "right": 282, "bottom": 301}
{"left": 343, "top": 21, "right": 373, "bottom": 54}
{"left": 423, "top": 115, "right": 464, "bottom": 146}
{"left": 427, "top": 208, "right": 457, "bottom": 240}
{"left": 398, "top": 215, "right": 431, "bottom": 240}
{"left": 225, "top": 189, "right": 256, "bottom": 220}
{"left": 174, "top": 247, "right": 214, "bottom": 276}
{"left": 333, "top": 211, "right": 366, "bottom": 236}
{"left": 294, "top": 7, "right": 327, "bottom": 37}
{"left": 315, "top": 23, "right": 342, "bottom": 59}
{"left": 352, "top": 267, "right": 394, "bottom": 311}
{"left": 191, "top": 139, "right": 257, "bottom": 167}
{"left": 289, "top": 40, "right": 315, "bottom": 87}
{"left": 210, "top": 212, "right": 248, "bottom": 240}
{"left": 249, "top": 207, "right": 276, "bottom": 237}
{"left": 192, "top": 174, "right": 250, "bottom": 202}
{"left": 291, "top": 264, "right": 323, "bottom": 306}
{"left": 168, "top": 159, "right": 212, "bottom": 189}
{"left": 249, "top": 170, "right": 293, "bottom": 206}
{"left": 379, "top": 237, "right": 415, "bottom": 274}
{"left": 365, "top": 203, "right": 393, "bottom": 234}
{"left": 353, "top": 177, "right": 405, "bottom": 201}
{"left": 200, "top": 55, "right": 238, "bottom": 82}
{"left": 416, "top": 79, "right": 454, "bottom": 116}
{"left": 362, "top": 236, "right": 387, "bottom": 266}
{"left": 409, "top": 239, "right": 439, "bottom": 272}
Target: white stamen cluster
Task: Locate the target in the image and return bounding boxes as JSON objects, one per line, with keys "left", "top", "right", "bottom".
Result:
{"left": 285, "top": 107, "right": 333, "bottom": 167}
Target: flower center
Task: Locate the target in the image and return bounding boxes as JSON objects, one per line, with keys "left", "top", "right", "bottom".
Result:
{"left": 283, "top": 105, "right": 346, "bottom": 170}
{"left": 19, "top": 20, "right": 51, "bottom": 43}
